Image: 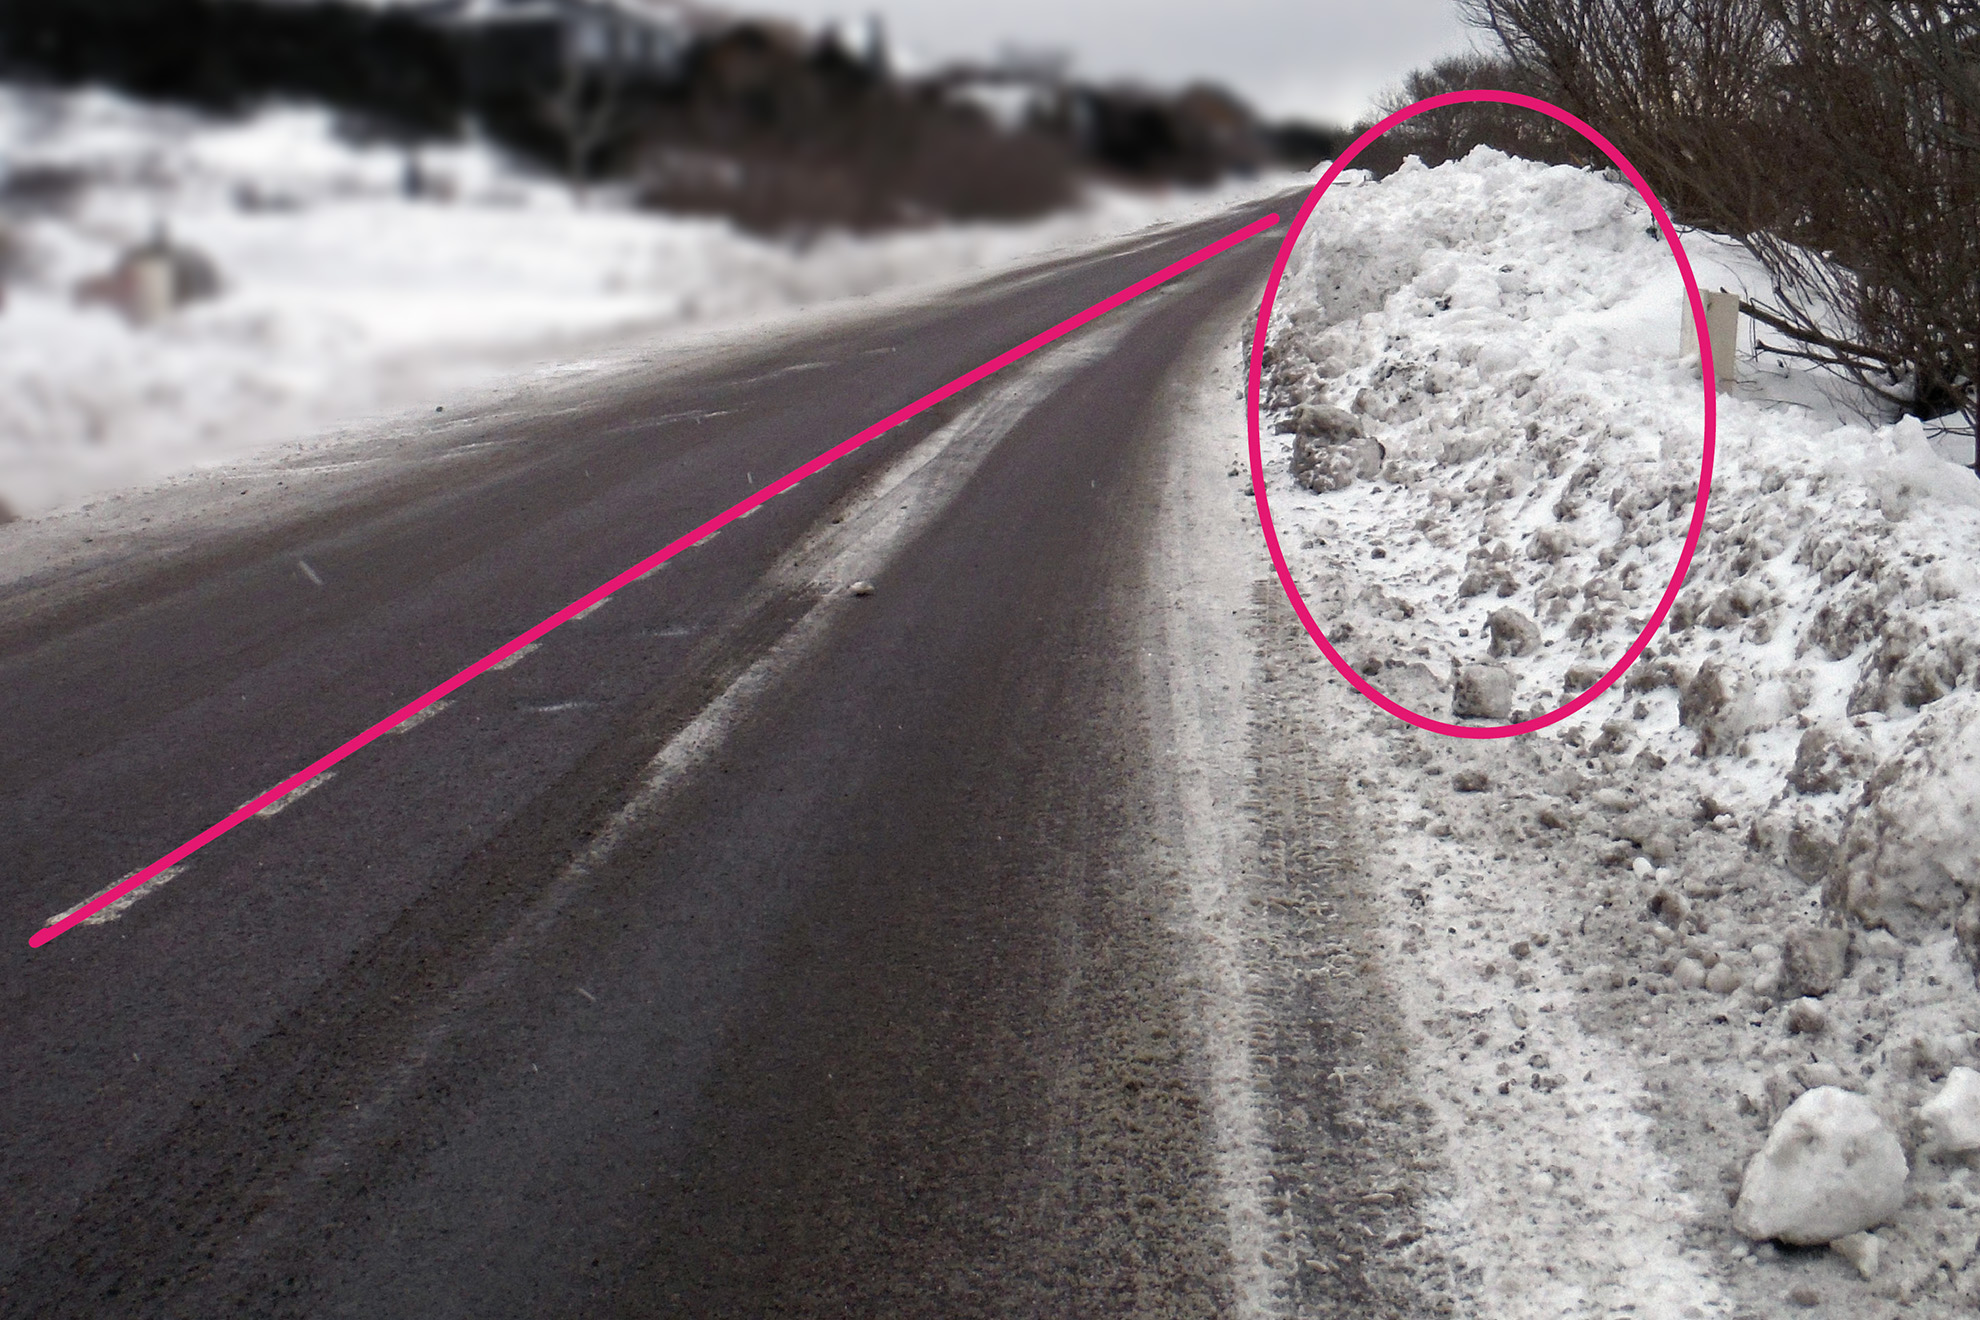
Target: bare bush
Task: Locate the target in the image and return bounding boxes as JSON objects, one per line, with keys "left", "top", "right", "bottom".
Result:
{"left": 1761, "top": 1, "right": 1980, "bottom": 430}
{"left": 1459, "top": 1, "right": 1780, "bottom": 224}
{"left": 1461, "top": 0, "right": 1980, "bottom": 453}
{"left": 1354, "top": 52, "right": 1583, "bottom": 173}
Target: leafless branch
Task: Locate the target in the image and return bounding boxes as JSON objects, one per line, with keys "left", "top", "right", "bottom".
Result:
{"left": 1741, "top": 301, "right": 1905, "bottom": 366}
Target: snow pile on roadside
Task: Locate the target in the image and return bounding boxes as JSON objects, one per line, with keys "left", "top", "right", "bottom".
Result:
{"left": 0, "top": 84, "right": 1293, "bottom": 516}
{"left": 1256, "top": 148, "right": 1980, "bottom": 1315}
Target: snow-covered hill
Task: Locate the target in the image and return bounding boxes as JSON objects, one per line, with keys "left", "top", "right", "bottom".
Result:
{"left": 0, "top": 83, "right": 1292, "bottom": 517}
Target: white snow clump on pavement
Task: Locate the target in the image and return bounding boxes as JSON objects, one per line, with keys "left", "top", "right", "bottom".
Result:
{"left": 1919, "top": 1066, "right": 1980, "bottom": 1154}
{"left": 1732, "top": 1085, "right": 1908, "bottom": 1244}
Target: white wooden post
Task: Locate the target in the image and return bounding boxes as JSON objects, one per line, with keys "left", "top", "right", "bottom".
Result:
{"left": 125, "top": 253, "right": 175, "bottom": 326}
{"left": 1679, "top": 290, "right": 1742, "bottom": 389}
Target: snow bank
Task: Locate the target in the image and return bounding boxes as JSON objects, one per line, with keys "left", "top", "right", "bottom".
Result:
{"left": 1262, "top": 145, "right": 1980, "bottom": 925}
{"left": 1257, "top": 148, "right": 1980, "bottom": 1314}
{"left": 0, "top": 84, "right": 1294, "bottom": 516}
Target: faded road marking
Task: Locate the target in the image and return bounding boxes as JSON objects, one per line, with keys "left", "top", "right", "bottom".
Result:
{"left": 488, "top": 643, "right": 539, "bottom": 672}
{"left": 253, "top": 772, "right": 335, "bottom": 818}
{"left": 390, "top": 700, "right": 452, "bottom": 734}
{"left": 45, "top": 866, "right": 187, "bottom": 928}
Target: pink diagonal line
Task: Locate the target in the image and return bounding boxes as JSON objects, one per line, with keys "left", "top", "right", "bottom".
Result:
{"left": 30, "top": 209, "right": 1281, "bottom": 949}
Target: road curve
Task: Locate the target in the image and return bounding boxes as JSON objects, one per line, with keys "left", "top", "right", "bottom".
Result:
{"left": 0, "top": 195, "right": 1298, "bottom": 1318}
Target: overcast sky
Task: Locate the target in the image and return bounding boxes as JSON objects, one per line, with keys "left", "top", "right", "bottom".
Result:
{"left": 742, "top": 0, "right": 1483, "bottom": 126}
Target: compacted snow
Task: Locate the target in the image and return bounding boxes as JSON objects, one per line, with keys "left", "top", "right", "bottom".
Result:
{"left": 0, "top": 84, "right": 1294, "bottom": 516}
{"left": 1236, "top": 148, "right": 1980, "bottom": 1316}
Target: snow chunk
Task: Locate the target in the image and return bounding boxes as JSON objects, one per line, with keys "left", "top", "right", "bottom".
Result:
{"left": 1829, "top": 1229, "right": 1880, "bottom": 1280}
{"left": 1919, "top": 1066, "right": 1980, "bottom": 1153}
{"left": 1452, "top": 663, "right": 1512, "bottom": 720}
{"left": 1780, "top": 925, "right": 1848, "bottom": 999}
{"left": 1835, "top": 692, "right": 1980, "bottom": 947}
{"left": 1732, "top": 1086, "right": 1908, "bottom": 1245}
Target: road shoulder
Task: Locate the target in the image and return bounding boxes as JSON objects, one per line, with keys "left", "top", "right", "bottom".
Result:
{"left": 1146, "top": 308, "right": 1465, "bottom": 1317}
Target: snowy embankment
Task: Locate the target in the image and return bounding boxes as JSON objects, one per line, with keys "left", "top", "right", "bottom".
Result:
{"left": 0, "top": 85, "right": 1294, "bottom": 517}
{"left": 1254, "top": 149, "right": 1980, "bottom": 1316}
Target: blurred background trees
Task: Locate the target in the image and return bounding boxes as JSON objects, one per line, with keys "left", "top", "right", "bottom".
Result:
{"left": 0, "top": 0, "right": 1347, "bottom": 232}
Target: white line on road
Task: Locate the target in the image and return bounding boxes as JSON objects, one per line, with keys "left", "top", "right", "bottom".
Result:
{"left": 390, "top": 699, "right": 452, "bottom": 734}
{"left": 46, "top": 771, "right": 336, "bottom": 931}
{"left": 488, "top": 643, "right": 539, "bottom": 672}
{"left": 253, "top": 771, "right": 336, "bottom": 817}
{"left": 45, "top": 865, "right": 188, "bottom": 928}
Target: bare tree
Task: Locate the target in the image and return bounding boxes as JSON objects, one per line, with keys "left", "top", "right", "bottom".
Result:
{"left": 1853, "top": 1, "right": 1980, "bottom": 432}
{"left": 537, "top": 16, "right": 628, "bottom": 198}
{"left": 1872, "top": 1, "right": 1980, "bottom": 146}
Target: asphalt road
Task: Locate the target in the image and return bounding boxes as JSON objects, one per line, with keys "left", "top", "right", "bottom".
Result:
{"left": 0, "top": 193, "right": 1297, "bottom": 1318}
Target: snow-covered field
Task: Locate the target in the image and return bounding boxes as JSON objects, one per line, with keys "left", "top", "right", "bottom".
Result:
{"left": 0, "top": 83, "right": 1295, "bottom": 516}
{"left": 1241, "top": 148, "right": 1980, "bottom": 1316}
